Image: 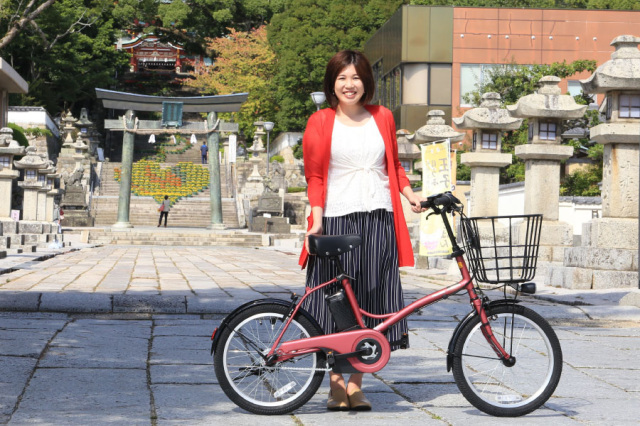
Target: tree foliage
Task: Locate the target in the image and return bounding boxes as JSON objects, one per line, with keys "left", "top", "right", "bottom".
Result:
{"left": 267, "top": 0, "right": 404, "bottom": 131}
{"left": 187, "top": 27, "right": 277, "bottom": 139}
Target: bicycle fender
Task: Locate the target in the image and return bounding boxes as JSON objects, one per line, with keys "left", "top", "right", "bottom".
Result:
{"left": 446, "top": 299, "right": 521, "bottom": 372}
{"left": 210, "top": 298, "right": 322, "bottom": 355}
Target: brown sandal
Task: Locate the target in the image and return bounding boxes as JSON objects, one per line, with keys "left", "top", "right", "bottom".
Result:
{"left": 348, "top": 389, "right": 372, "bottom": 411}
{"left": 327, "top": 388, "right": 350, "bottom": 411}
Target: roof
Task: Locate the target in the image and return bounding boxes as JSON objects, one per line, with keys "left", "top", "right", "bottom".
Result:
{"left": 95, "top": 89, "right": 249, "bottom": 113}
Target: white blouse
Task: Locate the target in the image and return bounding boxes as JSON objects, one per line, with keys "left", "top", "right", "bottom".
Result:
{"left": 323, "top": 117, "right": 393, "bottom": 217}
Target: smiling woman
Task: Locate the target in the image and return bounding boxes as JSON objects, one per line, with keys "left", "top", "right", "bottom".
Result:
{"left": 299, "top": 49, "right": 428, "bottom": 412}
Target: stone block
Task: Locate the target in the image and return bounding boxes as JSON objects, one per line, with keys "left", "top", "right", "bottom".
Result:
{"left": 42, "top": 223, "right": 51, "bottom": 233}
{"left": 23, "top": 234, "right": 38, "bottom": 244}
{"left": 582, "top": 218, "right": 638, "bottom": 250}
{"left": 564, "top": 247, "right": 634, "bottom": 271}
{"left": 620, "top": 290, "right": 640, "bottom": 308}
{"left": 592, "top": 270, "right": 639, "bottom": 289}
{"left": 18, "top": 221, "right": 43, "bottom": 234}
{"left": 0, "top": 250, "right": 5, "bottom": 259}
{"left": 249, "top": 216, "right": 291, "bottom": 233}
{"left": 544, "top": 265, "right": 593, "bottom": 289}
{"left": 0, "top": 220, "right": 17, "bottom": 234}
{"left": 527, "top": 221, "right": 572, "bottom": 246}
{"left": 0, "top": 236, "right": 9, "bottom": 249}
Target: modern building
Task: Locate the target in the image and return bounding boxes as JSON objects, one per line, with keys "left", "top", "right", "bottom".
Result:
{"left": 363, "top": 5, "right": 640, "bottom": 133}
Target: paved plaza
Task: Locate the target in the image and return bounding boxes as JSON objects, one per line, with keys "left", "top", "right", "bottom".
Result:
{"left": 0, "top": 243, "right": 639, "bottom": 424}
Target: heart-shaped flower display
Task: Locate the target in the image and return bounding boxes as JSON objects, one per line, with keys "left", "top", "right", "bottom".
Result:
{"left": 115, "top": 160, "right": 209, "bottom": 205}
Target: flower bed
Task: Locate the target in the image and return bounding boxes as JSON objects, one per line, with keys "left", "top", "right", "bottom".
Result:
{"left": 114, "top": 160, "right": 209, "bottom": 205}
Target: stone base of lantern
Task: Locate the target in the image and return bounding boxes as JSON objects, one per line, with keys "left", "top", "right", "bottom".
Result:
{"left": 61, "top": 209, "right": 95, "bottom": 227}
{"left": 541, "top": 218, "right": 638, "bottom": 289}
{"left": 518, "top": 220, "right": 573, "bottom": 263}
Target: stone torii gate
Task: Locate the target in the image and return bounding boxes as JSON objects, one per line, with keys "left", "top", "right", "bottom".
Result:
{"left": 96, "top": 89, "right": 248, "bottom": 229}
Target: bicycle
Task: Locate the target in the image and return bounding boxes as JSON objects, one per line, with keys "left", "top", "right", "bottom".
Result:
{"left": 211, "top": 192, "right": 563, "bottom": 417}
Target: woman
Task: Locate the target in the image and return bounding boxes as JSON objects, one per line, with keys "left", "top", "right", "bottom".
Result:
{"left": 299, "top": 50, "right": 426, "bottom": 411}
{"left": 158, "top": 195, "right": 171, "bottom": 227}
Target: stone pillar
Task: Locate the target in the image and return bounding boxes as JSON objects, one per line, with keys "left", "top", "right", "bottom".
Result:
{"left": 453, "top": 93, "right": 522, "bottom": 217}
{"left": 549, "top": 35, "right": 640, "bottom": 289}
{"left": 507, "top": 76, "right": 587, "bottom": 260}
{"left": 207, "top": 111, "right": 224, "bottom": 229}
{"left": 114, "top": 110, "right": 135, "bottom": 228}
{"left": 14, "top": 147, "right": 47, "bottom": 221}
{"left": 0, "top": 127, "right": 25, "bottom": 218}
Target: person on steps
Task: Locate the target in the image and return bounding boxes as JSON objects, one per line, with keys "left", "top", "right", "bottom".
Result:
{"left": 158, "top": 195, "right": 170, "bottom": 227}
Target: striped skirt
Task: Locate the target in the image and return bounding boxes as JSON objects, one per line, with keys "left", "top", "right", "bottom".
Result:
{"left": 303, "top": 209, "right": 408, "bottom": 350}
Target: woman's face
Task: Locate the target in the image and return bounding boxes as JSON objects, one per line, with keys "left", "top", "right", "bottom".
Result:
{"left": 334, "top": 64, "right": 364, "bottom": 107}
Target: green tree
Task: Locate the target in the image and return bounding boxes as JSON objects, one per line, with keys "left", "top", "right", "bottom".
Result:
{"left": 187, "top": 27, "right": 277, "bottom": 139}
{"left": 267, "top": 0, "right": 404, "bottom": 131}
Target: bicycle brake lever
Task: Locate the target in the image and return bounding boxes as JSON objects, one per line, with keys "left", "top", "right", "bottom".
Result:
{"left": 425, "top": 211, "right": 438, "bottom": 221}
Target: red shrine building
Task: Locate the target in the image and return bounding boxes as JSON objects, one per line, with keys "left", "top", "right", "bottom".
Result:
{"left": 115, "top": 34, "right": 209, "bottom": 75}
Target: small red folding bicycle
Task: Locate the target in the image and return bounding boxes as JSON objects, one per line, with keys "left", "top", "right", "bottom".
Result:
{"left": 211, "top": 192, "right": 562, "bottom": 417}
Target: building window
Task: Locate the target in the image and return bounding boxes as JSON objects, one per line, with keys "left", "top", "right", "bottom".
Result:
{"left": 38, "top": 174, "right": 45, "bottom": 182}
{"left": 606, "top": 95, "right": 612, "bottom": 120}
{"left": 567, "top": 80, "right": 582, "bottom": 98}
{"left": 528, "top": 121, "right": 534, "bottom": 142}
{"left": 472, "top": 132, "right": 477, "bottom": 150}
{"left": 372, "top": 60, "right": 383, "bottom": 104}
{"left": 429, "top": 64, "right": 452, "bottom": 106}
{"left": 619, "top": 94, "right": 640, "bottom": 118}
{"left": 0, "top": 156, "right": 9, "bottom": 167}
{"left": 400, "top": 160, "right": 411, "bottom": 172}
{"left": 460, "top": 64, "right": 499, "bottom": 106}
{"left": 539, "top": 122, "right": 557, "bottom": 140}
{"left": 382, "top": 66, "right": 402, "bottom": 110}
{"left": 26, "top": 170, "right": 36, "bottom": 179}
{"left": 481, "top": 132, "right": 498, "bottom": 150}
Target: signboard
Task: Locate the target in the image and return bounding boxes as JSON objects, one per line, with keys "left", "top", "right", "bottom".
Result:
{"left": 97, "top": 148, "right": 105, "bottom": 162}
{"left": 10, "top": 210, "right": 20, "bottom": 221}
{"left": 228, "top": 134, "right": 237, "bottom": 163}
{"left": 419, "top": 139, "right": 454, "bottom": 257}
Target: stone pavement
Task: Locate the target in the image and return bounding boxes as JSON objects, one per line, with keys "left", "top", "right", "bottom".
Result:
{"left": 0, "top": 244, "right": 639, "bottom": 424}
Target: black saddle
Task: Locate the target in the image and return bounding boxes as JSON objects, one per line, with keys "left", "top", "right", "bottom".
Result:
{"left": 308, "top": 234, "right": 362, "bottom": 257}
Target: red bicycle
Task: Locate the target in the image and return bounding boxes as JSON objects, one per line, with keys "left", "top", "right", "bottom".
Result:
{"left": 211, "top": 192, "right": 562, "bottom": 417}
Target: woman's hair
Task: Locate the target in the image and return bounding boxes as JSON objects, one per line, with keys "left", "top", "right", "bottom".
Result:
{"left": 323, "top": 50, "right": 375, "bottom": 108}
{"left": 164, "top": 195, "right": 168, "bottom": 200}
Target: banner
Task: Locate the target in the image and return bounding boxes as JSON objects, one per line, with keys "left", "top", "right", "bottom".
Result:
{"left": 419, "top": 139, "right": 454, "bottom": 257}
{"left": 228, "top": 134, "right": 237, "bottom": 163}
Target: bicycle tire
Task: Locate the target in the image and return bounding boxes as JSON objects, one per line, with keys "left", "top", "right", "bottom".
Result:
{"left": 214, "top": 303, "right": 326, "bottom": 415}
{"left": 452, "top": 304, "right": 562, "bottom": 417}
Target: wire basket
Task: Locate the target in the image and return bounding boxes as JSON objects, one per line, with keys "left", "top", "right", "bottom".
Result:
{"left": 460, "top": 214, "right": 543, "bottom": 284}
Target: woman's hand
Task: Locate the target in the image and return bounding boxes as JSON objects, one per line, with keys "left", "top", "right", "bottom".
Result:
{"left": 304, "top": 222, "right": 324, "bottom": 253}
{"left": 403, "top": 188, "right": 428, "bottom": 214}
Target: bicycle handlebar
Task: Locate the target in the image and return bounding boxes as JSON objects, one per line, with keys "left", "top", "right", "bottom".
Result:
{"left": 420, "top": 192, "right": 462, "bottom": 212}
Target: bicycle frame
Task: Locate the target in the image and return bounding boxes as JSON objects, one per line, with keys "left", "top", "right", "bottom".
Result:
{"left": 266, "top": 208, "right": 513, "bottom": 371}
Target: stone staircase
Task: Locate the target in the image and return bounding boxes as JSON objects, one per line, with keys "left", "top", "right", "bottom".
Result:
{"left": 85, "top": 228, "right": 266, "bottom": 247}
{"left": 0, "top": 220, "right": 64, "bottom": 258}
{"left": 92, "top": 160, "right": 239, "bottom": 228}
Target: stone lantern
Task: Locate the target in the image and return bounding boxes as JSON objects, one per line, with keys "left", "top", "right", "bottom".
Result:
{"left": 408, "top": 110, "right": 465, "bottom": 183}
{"left": 45, "top": 167, "right": 61, "bottom": 222}
{"left": 14, "top": 146, "right": 47, "bottom": 221}
{"left": 60, "top": 110, "right": 78, "bottom": 155}
{"left": 243, "top": 120, "right": 266, "bottom": 198}
{"left": 74, "top": 108, "right": 98, "bottom": 156}
{"left": 0, "top": 127, "right": 25, "bottom": 218}
{"left": 396, "top": 129, "right": 421, "bottom": 184}
{"left": 507, "top": 76, "right": 587, "bottom": 259}
{"left": 35, "top": 159, "right": 55, "bottom": 221}
{"left": 550, "top": 35, "right": 640, "bottom": 289}
{"left": 453, "top": 93, "right": 522, "bottom": 217}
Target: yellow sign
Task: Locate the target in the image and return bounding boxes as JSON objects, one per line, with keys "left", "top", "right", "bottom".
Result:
{"left": 419, "top": 140, "right": 453, "bottom": 257}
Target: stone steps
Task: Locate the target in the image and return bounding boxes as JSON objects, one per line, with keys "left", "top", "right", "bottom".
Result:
{"left": 93, "top": 161, "right": 238, "bottom": 228}
{"left": 0, "top": 220, "right": 65, "bottom": 255}
{"left": 86, "top": 230, "right": 265, "bottom": 247}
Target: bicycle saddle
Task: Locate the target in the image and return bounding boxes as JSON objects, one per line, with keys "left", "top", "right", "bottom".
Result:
{"left": 308, "top": 234, "right": 362, "bottom": 257}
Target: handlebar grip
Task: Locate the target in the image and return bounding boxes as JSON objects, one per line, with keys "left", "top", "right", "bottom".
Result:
{"left": 420, "top": 192, "right": 461, "bottom": 209}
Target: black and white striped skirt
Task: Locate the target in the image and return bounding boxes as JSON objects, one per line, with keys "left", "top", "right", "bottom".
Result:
{"left": 303, "top": 209, "right": 408, "bottom": 350}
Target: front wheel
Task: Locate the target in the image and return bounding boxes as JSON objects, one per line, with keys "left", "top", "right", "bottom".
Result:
{"left": 452, "top": 304, "right": 563, "bottom": 417}
{"left": 214, "top": 303, "right": 326, "bottom": 415}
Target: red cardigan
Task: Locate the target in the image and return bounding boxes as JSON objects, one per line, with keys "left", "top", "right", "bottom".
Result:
{"left": 298, "top": 105, "right": 415, "bottom": 268}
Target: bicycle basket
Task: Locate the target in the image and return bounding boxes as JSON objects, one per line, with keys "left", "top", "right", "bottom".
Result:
{"left": 460, "top": 214, "right": 543, "bottom": 284}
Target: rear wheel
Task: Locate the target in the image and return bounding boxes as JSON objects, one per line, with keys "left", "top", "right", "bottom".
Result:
{"left": 452, "top": 304, "right": 562, "bottom": 417}
{"left": 214, "top": 303, "right": 326, "bottom": 415}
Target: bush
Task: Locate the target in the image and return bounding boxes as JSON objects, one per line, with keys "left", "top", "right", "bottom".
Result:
{"left": 7, "top": 123, "right": 29, "bottom": 147}
{"left": 287, "top": 186, "right": 306, "bottom": 193}
{"left": 271, "top": 155, "right": 285, "bottom": 163}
